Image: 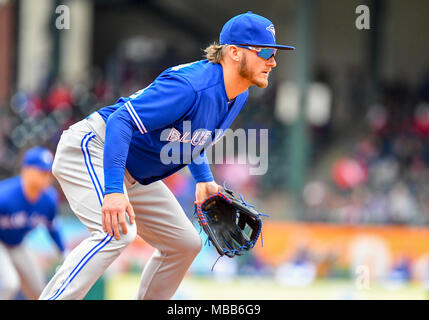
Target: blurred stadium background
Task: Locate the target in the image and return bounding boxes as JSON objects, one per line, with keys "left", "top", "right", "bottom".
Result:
{"left": 1, "top": 0, "right": 429, "bottom": 299}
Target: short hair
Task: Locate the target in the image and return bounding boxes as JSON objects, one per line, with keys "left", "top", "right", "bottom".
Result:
{"left": 203, "top": 42, "right": 228, "bottom": 63}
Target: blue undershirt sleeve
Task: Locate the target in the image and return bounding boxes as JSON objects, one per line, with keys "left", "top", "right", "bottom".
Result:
{"left": 46, "top": 192, "right": 65, "bottom": 254}
{"left": 103, "top": 110, "right": 134, "bottom": 194}
{"left": 48, "top": 223, "right": 65, "bottom": 254}
{"left": 188, "top": 151, "right": 214, "bottom": 183}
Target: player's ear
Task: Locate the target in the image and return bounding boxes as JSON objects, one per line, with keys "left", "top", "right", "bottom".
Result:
{"left": 228, "top": 45, "right": 241, "bottom": 62}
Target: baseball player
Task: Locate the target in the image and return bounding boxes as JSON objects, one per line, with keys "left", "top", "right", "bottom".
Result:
{"left": 0, "top": 146, "right": 66, "bottom": 300}
{"left": 39, "top": 11, "right": 294, "bottom": 300}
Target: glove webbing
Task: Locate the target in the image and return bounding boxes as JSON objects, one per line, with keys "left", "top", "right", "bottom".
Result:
{"left": 195, "top": 190, "right": 263, "bottom": 253}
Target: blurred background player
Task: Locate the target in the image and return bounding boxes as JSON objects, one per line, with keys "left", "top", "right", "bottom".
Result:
{"left": 0, "top": 146, "right": 66, "bottom": 300}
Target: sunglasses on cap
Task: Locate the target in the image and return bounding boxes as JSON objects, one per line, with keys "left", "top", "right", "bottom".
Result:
{"left": 233, "top": 44, "right": 277, "bottom": 60}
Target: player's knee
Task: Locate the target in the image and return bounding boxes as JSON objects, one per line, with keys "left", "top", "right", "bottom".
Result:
{"left": 179, "top": 232, "right": 202, "bottom": 257}
{"left": 118, "top": 223, "right": 137, "bottom": 246}
{"left": 190, "top": 237, "right": 203, "bottom": 256}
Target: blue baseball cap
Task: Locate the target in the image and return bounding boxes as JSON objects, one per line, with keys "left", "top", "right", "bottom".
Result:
{"left": 22, "top": 146, "right": 54, "bottom": 171}
{"left": 220, "top": 11, "right": 295, "bottom": 50}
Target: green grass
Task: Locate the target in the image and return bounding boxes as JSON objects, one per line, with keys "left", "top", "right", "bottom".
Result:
{"left": 105, "top": 274, "right": 429, "bottom": 300}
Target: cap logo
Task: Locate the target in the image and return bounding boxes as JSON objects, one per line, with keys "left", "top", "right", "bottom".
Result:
{"left": 266, "top": 24, "right": 276, "bottom": 41}
{"left": 41, "top": 150, "right": 53, "bottom": 165}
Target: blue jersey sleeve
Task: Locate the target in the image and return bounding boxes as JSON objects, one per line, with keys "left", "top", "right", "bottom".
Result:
{"left": 188, "top": 151, "right": 214, "bottom": 183}
{"left": 103, "top": 74, "right": 196, "bottom": 194}
{"left": 0, "top": 192, "right": 6, "bottom": 214}
{"left": 48, "top": 217, "right": 65, "bottom": 253}
{"left": 44, "top": 188, "right": 65, "bottom": 253}
{"left": 0, "top": 179, "right": 11, "bottom": 214}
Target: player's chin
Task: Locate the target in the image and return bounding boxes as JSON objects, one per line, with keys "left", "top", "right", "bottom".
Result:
{"left": 253, "top": 78, "right": 269, "bottom": 88}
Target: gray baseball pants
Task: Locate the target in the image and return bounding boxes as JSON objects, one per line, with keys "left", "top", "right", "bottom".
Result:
{"left": 0, "top": 241, "right": 45, "bottom": 299}
{"left": 39, "top": 112, "right": 202, "bottom": 300}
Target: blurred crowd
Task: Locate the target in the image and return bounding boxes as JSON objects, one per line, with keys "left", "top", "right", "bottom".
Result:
{"left": 0, "top": 35, "right": 182, "bottom": 178}
{"left": 0, "top": 72, "right": 107, "bottom": 177}
{"left": 302, "top": 73, "right": 429, "bottom": 225}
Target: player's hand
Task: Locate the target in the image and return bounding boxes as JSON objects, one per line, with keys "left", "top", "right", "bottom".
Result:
{"left": 101, "top": 193, "right": 135, "bottom": 240}
{"left": 194, "top": 181, "right": 220, "bottom": 204}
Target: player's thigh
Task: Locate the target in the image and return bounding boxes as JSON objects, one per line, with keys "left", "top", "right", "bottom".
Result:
{"left": 9, "top": 244, "right": 44, "bottom": 299}
{"left": 54, "top": 123, "right": 136, "bottom": 240}
{"left": 0, "top": 242, "right": 20, "bottom": 298}
{"left": 53, "top": 125, "right": 107, "bottom": 233}
{"left": 54, "top": 126, "right": 104, "bottom": 205}
{"left": 128, "top": 181, "right": 201, "bottom": 254}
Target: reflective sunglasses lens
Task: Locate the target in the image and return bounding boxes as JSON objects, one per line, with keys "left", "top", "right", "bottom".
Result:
{"left": 257, "top": 48, "right": 277, "bottom": 60}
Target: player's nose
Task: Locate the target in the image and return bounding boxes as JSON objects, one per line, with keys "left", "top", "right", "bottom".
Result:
{"left": 267, "top": 56, "right": 277, "bottom": 68}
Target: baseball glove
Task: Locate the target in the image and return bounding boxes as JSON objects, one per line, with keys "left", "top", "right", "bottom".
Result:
{"left": 195, "top": 186, "right": 266, "bottom": 258}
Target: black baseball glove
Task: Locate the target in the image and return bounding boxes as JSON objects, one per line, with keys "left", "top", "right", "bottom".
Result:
{"left": 195, "top": 186, "right": 266, "bottom": 258}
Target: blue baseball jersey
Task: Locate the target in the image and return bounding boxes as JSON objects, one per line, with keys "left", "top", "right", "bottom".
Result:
{"left": 0, "top": 176, "right": 65, "bottom": 251}
{"left": 97, "top": 60, "right": 249, "bottom": 194}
